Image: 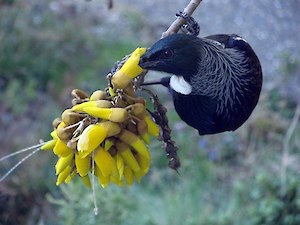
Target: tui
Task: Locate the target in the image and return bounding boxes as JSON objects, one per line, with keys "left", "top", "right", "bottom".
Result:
{"left": 139, "top": 33, "right": 263, "bottom": 135}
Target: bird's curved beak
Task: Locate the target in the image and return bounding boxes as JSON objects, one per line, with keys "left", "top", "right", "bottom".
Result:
{"left": 138, "top": 54, "right": 149, "bottom": 68}
{"left": 139, "top": 52, "right": 158, "bottom": 69}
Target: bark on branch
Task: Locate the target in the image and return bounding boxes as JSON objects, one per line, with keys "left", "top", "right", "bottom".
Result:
{"left": 162, "top": 0, "right": 202, "bottom": 38}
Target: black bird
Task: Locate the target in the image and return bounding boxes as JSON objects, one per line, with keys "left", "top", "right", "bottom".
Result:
{"left": 139, "top": 33, "right": 262, "bottom": 135}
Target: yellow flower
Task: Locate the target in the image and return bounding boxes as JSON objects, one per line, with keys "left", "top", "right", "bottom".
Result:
{"left": 77, "top": 121, "right": 121, "bottom": 158}
{"left": 53, "top": 139, "right": 73, "bottom": 157}
{"left": 77, "top": 124, "right": 107, "bottom": 157}
{"left": 55, "top": 154, "right": 74, "bottom": 175}
{"left": 111, "top": 47, "right": 146, "bottom": 89}
{"left": 41, "top": 47, "right": 158, "bottom": 189}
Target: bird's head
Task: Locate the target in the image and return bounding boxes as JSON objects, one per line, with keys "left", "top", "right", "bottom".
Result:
{"left": 139, "top": 34, "right": 200, "bottom": 81}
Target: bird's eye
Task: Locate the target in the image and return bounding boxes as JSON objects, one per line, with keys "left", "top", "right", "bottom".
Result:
{"left": 160, "top": 49, "right": 174, "bottom": 59}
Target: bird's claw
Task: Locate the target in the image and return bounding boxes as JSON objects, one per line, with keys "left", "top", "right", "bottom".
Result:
{"left": 176, "top": 11, "right": 200, "bottom": 36}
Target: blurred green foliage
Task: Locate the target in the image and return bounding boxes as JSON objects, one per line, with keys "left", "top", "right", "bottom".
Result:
{"left": 1, "top": 1, "right": 300, "bottom": 225}
{"left": 0, "top": 0, "right": 137, "bottom": 113}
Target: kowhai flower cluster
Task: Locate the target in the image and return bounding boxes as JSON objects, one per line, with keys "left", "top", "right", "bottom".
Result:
{"left": 41, "top": 48, "right": 160, "bottom": 188}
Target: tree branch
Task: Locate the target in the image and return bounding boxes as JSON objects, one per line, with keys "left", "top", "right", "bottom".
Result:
{"left": 162, "top": 0, "right": 202, "bottom": 38}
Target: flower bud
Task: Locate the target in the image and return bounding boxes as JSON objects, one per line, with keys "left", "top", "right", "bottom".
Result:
{"left": 61, "top": 109, "right": 81, "bottom": 125}
{"left": 90, "top": 90, "right": 108, "bottom": 101}
{"left": 71, "top": 89, "right": 89, "bottom": 99}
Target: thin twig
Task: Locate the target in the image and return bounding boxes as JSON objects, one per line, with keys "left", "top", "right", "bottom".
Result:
{"left": 162, "top": 0, "right": 202, "bottom": 38}
{"left": 280, "top": 104, "right": 300, "bottom": 194}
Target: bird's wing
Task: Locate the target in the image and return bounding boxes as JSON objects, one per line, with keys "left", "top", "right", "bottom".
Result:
{"left": 171, "top": 91, "right": 223, "bottom": 135}
{"left": 204, "top": 34, "right": 231, "bottom": 46}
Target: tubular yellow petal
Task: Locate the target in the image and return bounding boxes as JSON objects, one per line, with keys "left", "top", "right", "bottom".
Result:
{"left": 64, "top": 171, "right": 76, "bottom": 184}
{"left": 120, "top": 48, "right": 146, "bottom": 78}
{"left": 57, "top": 121, "right": 66, "bottom": 129}
{"left": 72, "top": 100, "right": 112, "bottom": 112}
{"left": 109, "top": 108, "right": 129, "bottom": 123}
{"left": 144, "top": 114, "right": 160, "bottom": 137}
{"left": 75, "top": 154, "right": 91, "bottom": 177}
{"left": 56, "top": 166, "right": 73, "bottom": 185}
{"left": 133, "top": 170, "right": 143, "bottom": 183}
{"left": 117, "top": 142, "right": 140, "bottom": 173}
{"left": 115, "top": 153, "right": 124, "bottom": 179}
{"left": 118, "top": 130, "right": 150, "bottom": 160}
{"left": 135, "top": 154, "right": 150, "bottom": 174}
{"left": 136, "top": 47, "right": 147, "bottom": 56}
{"left": 80, "top": 175, "right": 91, "bottom": 188}
{"left": 123, "top": 166, "right": 134, "bottom": 186}
{"left": 94, "top": 146, "right": 114, "bottom": 177}
{"left": 104, "top": 139, "right": 114, "bottom": 151}
{"left": 77, "top": 124, "right": 107, "bottom": 157}
{"left": 55, "top": 154, "right": 74, "bottom": 175}
{"left": 41, "top": 139, "right": 57, "bottom": 151}
{"left": 82, "top": 107, "right": 128, "bottom": 123}
{"left": 111, "top": 48, "right": 146, "bottom": 89}
{"left": 83, "top": 107, "right": 112, "bottom": 120}
{"left": 53, "top": 139, "right": 73, "bottom": 157}
{"left": 96, "top": 166, "right": 110, "bottom": 188}
{"left": 50, "top": 130, "right": 58, "bottom": 139}
{"left": 111, "top": 71, "right": 132, "bottom": 90}
{"left": 110, "top": 176, "right": 124, "bottom": 187}
{"left": 141, "top": 133, "right": 150, "bottom": 145}
{"left": 111, "top": 157, "right": 120, "bottom": 179}
{"left": 99, "top": 121, "right": 121, "bottom": 137}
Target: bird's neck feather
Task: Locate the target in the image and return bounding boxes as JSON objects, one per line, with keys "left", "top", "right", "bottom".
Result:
{"left": 191, "top": 40, "right": 253, "bottom": 116}
{"left": 169, "top": 75, "right": 192, "bottom": 95}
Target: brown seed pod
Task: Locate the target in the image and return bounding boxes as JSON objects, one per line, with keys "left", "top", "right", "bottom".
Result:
{"left": 136, "top": 119, "right": 148, "bottom": 136}
{"left": 134, "top": 97, "right": 146, "bottom": 105}
{"left": 127, "top": 103, "right": 146, "bottom": 118}
{"left": 71, "top": 89, "right": 89, "bottom": 100}
{"left": 108, "top": 146, "right": 118, "bottom": 156}
{"left": 52, "top": 118, "right": 62, "bottom": 129}
{"left": 126, "top": 120, "right": 138, "bottom": 134}
{"left": 61, "top": 109, "right": 82, "bottom": 125}
{"left": 90, "top": 90, "right": 108, "bottom": 101}
{"left": 72, "top": 98, "right": 89, "bottom": 106}
{"left": 123, "top": 83, "right": 135, "bottom": 97}
{"left": 56, "top": 124, "right": 76, "bottom": 141}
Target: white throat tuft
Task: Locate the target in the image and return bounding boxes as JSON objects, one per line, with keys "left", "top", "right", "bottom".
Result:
{"left": 170, "top": 75, "right": 192, "bottom": 95}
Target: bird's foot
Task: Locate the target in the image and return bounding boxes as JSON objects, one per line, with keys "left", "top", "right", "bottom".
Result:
{"left": 176, "top": 11, "right": 200, "bottom": 36}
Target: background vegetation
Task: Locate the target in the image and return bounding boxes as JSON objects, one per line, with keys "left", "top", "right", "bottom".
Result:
{"left": 1, "top": 0, "right": 300, "bottom": 225}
